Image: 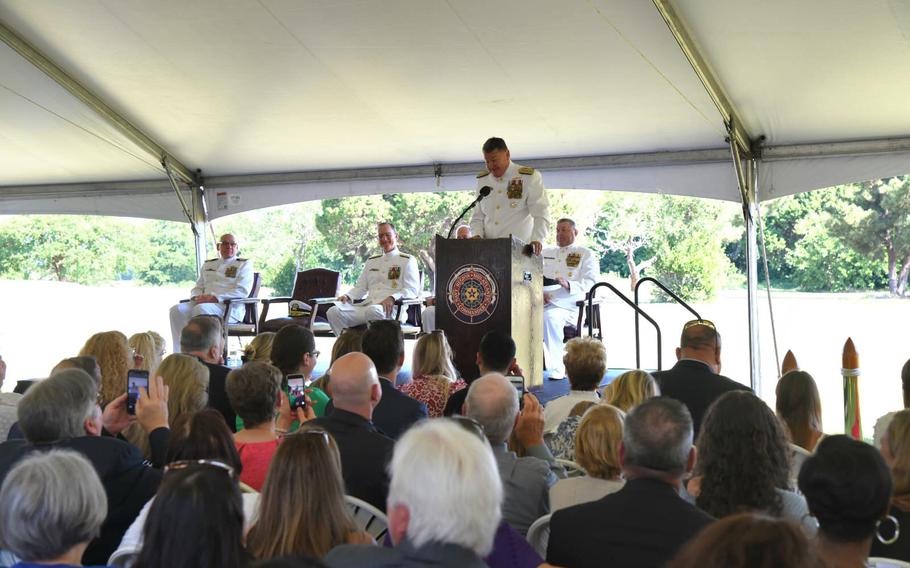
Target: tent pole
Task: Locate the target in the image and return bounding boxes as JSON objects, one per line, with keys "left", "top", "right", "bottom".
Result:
{"left": 744, "top": 159, "right": 761, "bottom": 393}
{"left": 190, "top": 185, "right": 209, "bottom": 275}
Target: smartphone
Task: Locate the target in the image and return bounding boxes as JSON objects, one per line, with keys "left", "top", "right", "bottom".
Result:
{"left": 508, "top": 375, "right": 525, "bottom": 411}
{"left": 126, "top": 369, "right": 150, "bottom": 415}
{"left": 288, "top": 374, "right": 307, "bottom": 410}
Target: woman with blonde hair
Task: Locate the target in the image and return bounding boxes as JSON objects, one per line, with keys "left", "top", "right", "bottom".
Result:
{"left": 871, "top": 409, "right": 910, "bottom": 561}
{"left": 246, "top": 427, "right": 372, "bottom": 560}
{"left": 243, "top": 332, "right": 276, "bottom": 364}
{"left": 550, "top": 404, "right": 626, "bottom": 512}
{"left": 129, "top": 332, "right": 162, "bottom": 374}
{"left": 123, "top": 353, "right": 210, "bottom": 459}
{"left": 775, "top": 370, "right": 824, "bottom": 452}
{"left": 79, "top": 331, "right": 131, "bottom": 407}
{"left": 399, "top": 330, "right": 466, "bottom": 417}
{"left": 602, "top": 369, "right": 659, "bottom": 412}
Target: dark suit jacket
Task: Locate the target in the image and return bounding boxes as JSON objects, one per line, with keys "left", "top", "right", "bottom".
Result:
{"left": 310, "top": 408, "right": 395, "bottom": 511}
{"left": 0, "top": 436, "right": 162, "bottom": 566}
{"left": 194, "top": 357, "right": 237, "bottom": 432}
{"left": 547, "top": 477, "right": 714, "bottom": 568}
{"left": 652, "top": 359, "right": 751, "bottom": 437}
{"left": 373, "top": 377, "right": 428, "bottom": 440}
{"left": 326, "top": 538, "right": 488, "bottom": 568}
{"left": 443, "top": 386, "right": 469, "bottom": 417}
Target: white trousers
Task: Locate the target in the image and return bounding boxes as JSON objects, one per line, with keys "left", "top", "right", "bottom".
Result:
{"left": 326, "top": 304, "right": 388, "bottom": 336}
{"left": 543, "top": 303, "right": 576, "bottom": 373}
{"left": 421, "top": 306, "right": 436, "bottom": 332}
{"left": 169, "top": 302, "right": 239, "bottom": 354}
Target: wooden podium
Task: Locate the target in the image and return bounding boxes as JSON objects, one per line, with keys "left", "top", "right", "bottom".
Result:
{"left": 435, "top": 236, "right": 544, "bottom": 386}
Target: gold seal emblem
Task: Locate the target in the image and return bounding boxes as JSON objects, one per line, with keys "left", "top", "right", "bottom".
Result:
{"left": 224, "top": 265, "right": 238, "bottom": 278}
{"left": 566, "top": 253, "right": 581, "bottom": 268}
{"left": 388, "top": 266, "right": 401, "bottom": 280}
{"left": 507, "top": 177, "right": 523, "bottom": 199}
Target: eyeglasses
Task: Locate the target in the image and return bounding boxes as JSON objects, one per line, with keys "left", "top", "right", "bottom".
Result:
{"left": 450, "top": 415, "right": 486, "bottom": 441}
{"left": 286, "top": 428, "right": 331, "bottom": 444}
{"left": 165, "top": 459, "right": 235, "bottom": 478}
{"left": 682, "top": 319, "right": 716, "bottom": 331}
{"left": 218, "top": 241, "right": 238, "bottom": 247}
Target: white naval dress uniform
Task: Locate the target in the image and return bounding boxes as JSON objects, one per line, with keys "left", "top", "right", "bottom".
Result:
{"left": 327, "top": 248, "right": 420, "bottom": 336}
{"left": 169, "top": 256, "right": 254, "bottom": 353}
{"left": 469, "top": 161, "right": 550, "bottom": 243}
{"left": 542, "top": 245, "right": 599, "bottom": 375}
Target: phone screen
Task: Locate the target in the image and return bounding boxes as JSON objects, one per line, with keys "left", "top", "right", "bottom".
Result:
{"left": 508, "top": 375, "right": 525, "bottom": 410}
{"left": 288, "top": 375, "right": 307, "bottom": 410}
{"left": 126, "top": 369, "right": 150, "bottom": 415}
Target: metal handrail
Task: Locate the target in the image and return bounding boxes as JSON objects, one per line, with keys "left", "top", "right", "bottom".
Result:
{"left": 587, "top": 282, "right": 663, "bottom": 371}
{"left": 633, "top": 277, "right": 702, "bottom": 369}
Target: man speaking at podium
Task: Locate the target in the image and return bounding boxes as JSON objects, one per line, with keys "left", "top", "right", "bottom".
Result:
{"left": 470, "top": 137, "right": 550, "bottom": 255}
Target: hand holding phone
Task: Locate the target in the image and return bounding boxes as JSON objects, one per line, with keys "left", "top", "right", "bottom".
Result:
{"left": 287, "top": 375, "right": 307, "bottom": 411}
{"left": 508, "top": 375, "right": 526, "bottom": 411}
{"left": 126, "top": 369, "right": 150, "bottom": 415}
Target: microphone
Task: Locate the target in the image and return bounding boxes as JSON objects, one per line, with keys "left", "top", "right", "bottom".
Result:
{"left": 447, "top": 186, "right": 493, "bottom": 239}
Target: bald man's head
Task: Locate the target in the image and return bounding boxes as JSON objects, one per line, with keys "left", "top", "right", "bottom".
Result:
{"left": 464, "top": 373, "right": 519, "bottom": 445}
{"left": 328, "top": 352, "right": 381, "bottom": 411}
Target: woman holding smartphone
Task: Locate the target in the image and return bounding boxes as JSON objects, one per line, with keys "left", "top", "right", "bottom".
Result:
{"left": 270, "top": 325, "right": 330, "bottom": 418}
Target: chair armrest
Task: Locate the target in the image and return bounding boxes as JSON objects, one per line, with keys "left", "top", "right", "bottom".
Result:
{"left": 311, "top": 297, "right": 337, "bottom": 305}
{"left": 260, "top": 297, "right": 293, "bottom": 305}
{"left": 397, "top": 297, "right": 424, "bottom": 306}
{"left": 224, "top": 297, "right": 262, "bottom": 306}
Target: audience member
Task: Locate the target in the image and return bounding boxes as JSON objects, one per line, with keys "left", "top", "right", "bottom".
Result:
{"left": 247, "top": 428, "right": 372, "bottom": 560}
{"left": 547, "top": 398, "right": 714, "bottom": 568}
{"left": 325, "top": 419, "right": 502, "bottom": 568}
{"left": 873, "top": 358, "right": 910, "bottom": 448}
{"left": 124, "top": 353, "right": 210, "bottom": 459}
{"left": 799, "top": 435, "right": 892, "bottom": 568}
{"left": 134, "top": 461, "right": 251, "bottom": 568}
{"left": 546, "top": 400, "right": 597, "bottom": 461}
{"left": 360, "top": 320, "right": 428, "bottom": 439}
{"left": 0, "top": 355, "right": 21, "bottom": 440}
{"left": 79, "top": 330, "right": 132, "bottom": 407}
{"left": 308, "top": 353, "right": 395, "bottom": 511}
{"left": 243, "top": 331, "right": 276, "bottom": 364}
{"left": 543, "top": 337, "right": 604, "bottom": 433}
{"left": 776, "top": 370, "right": 824, "bottom": 452}
{"left": 0, "top": 369, "right": 165, "bottom": 565}
{"left": 129, "top": 331, "right": 162, "bottom": 373}
{"left": 465, "top": 373, "right": 565, "bottom": 535}
{"left": 148, "top": 331, "right": 166, "bottom": 359}
{"left": 0, "top": 450, "right": 107, "bottom": 568}
{"left": 271, "top": 325, "right": 330, "bottom": 417}
{"left": 601, "top": 369, "right": 659, "bottom": 412}
{"left": 871, "top": 409, "right": 910, "bottom": 561}
{"left": 443, "top": 330, "right": 517, "bottom": 417}
{"left": 669, "top": 512, "right": 816, "bottom": 568}
{"left": 115, "top": 409, "right": 259, "bottom": 558}
{"left": 311, "top": 328, "right": 365, "bottom": 395}
{"left": 691, "top": 391, "right": 813, "bottom": 532}
{"left": 51, "top": 355, "right": 102, "bottom": 383}
{"left": 550, "top": 404, "right": 625, "bottom": 512}
{"left": 400, "top": 331, "right": 466, "bottom": 417}
{"left": 653, "top": 319, "right": 750, "bottom": 436}
{"left": 253, "top": 557, "right": 328, "bottom": 568}
{"left": 180, "top": 315, "right": 236, "bottom": 431}
{"left": 227, "top": 362, "right": 296, "bottom": 491}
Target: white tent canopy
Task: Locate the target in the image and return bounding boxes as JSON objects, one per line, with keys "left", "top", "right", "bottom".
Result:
{"left": 2, "top": 0, "right": 909, "bottom": 222}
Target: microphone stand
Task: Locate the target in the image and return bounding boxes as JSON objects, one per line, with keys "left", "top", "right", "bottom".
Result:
{"left": 447, "top": 188, "right": 490, "bottom": 239}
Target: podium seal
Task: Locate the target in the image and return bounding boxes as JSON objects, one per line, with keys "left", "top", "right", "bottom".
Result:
{"left": 446, "top": 264, "right": 498, "bottom": 324}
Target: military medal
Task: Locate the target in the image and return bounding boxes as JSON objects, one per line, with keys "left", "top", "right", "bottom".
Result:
{"left": 388, "top": 266, "right": 401, "bottom": 280}
{"left": 225, "top": 266, "right": 238, "bottom": 278}
{"left": 507, "top": 177, "right": 523, "bottom": 199}
{"left": 566, "top": 253, "right": 581, "bottom": 268}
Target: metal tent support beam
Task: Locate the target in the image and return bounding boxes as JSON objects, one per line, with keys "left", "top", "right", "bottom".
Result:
{"left": 191, "top": 185, "right": 209, "bottom": 275}
{"left": 0, "top": 19, "right": 196, "bottom": 185}
{"left": 744, "top": 159, "right": 761, "bottom": 394}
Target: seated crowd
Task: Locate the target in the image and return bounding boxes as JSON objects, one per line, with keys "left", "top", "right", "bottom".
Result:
{"left": 2, "top": 316, "right": 910, "bottom": 568}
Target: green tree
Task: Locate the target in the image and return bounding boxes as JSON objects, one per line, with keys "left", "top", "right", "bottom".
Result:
{"left": 135, "top": 221, "right": 196, "bottom": 285}
{"left": 315, "top": 196, "right": 393, "bottom": 284}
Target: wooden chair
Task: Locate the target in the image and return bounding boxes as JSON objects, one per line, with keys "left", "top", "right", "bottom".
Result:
{"left": 563, "top": 293, "right": 604, "bottom": 341}
{"left": 259, "top": 268, "right": 340, "bottom": 336}
{"left": 223, "top": 272, "right": 262, "bottom": 347}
